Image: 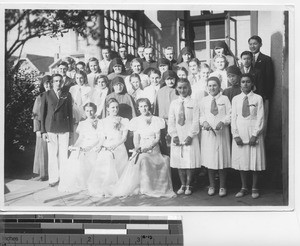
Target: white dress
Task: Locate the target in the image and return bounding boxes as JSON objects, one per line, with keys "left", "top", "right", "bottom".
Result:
{"left": 141, "top": 84, "right": 160, "bottom": 106}
{"left": 58, "top": 119, "right": 100, "bottom": 192}
{"left": 69, "top": 84, "right": 92, "bottom": 144}
{"left": 89, "top": 87, "right": 109, "bottom": 118}
{"left": 87, "top": 72, "right": 101, "bottom": 88}
{"left": 231, "top": 91, "right": 266, "bottom": 171}
{"left": 168, "top": 96, "right": 201, "bottom": 169}
{"left": 69, "top": 84, "right": 91, "bottom": 123}
{"left": 191, "top": 80, "right": 208, "bottom": 104}
{"left": 112, "top": 116, "right": 176, "bottom": 198}
{"left": 88, "top": 116, "right": 129, "bottom": 197}
{"left": 199, "top": 93, "right": 231, "bottom": 169}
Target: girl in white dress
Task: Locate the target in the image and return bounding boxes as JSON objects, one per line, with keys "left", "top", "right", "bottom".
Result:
{"left": 200, "top": 76, "right": 231, "bottom": 197}
{"left": 127, "top": 73, "right": 144, "bottom": 102}
{"left": 210, "top": 54, "right": 229, "bottom": 90}
{"left": 87, "top": 57, "right": 101, "bottom": 88}
{"left": 168, "top": 78, "right": 201, "bottom": 195}
{"left": 58, "top": 102, "right": 100, "bottom": 193}
{"left": 89, "top": 75, "right": 110, "bottom": 118}
{"left": 231, "top": 74, "right": 265, "bottom": 199}
{"left": 88, "top": 98, "right": 129, "bottom": 197}
{"left": 141, "top": 68, "right": 162, "bottom": 111}
{"left": 112, "top": 98, "right": 176, "bottom": 198}
{"left": 69, "top": 70, "right": 91, "bottom": 144}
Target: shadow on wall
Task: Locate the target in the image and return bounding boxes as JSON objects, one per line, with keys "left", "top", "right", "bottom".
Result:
{"left": 264, "top": 30, "right": 284, "bottom": 189}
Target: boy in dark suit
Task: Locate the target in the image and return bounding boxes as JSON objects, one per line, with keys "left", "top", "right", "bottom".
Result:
{"left": 58, "top": 61, "right": 75, "bottom": 92}
{"left": 41, "top": 74, "right": 73, "bottom": 187}
{"left": 142, "top": 45, "right": 158, "bottom": 70}
{"left": 248, "top": 35, "right": 274, "bottom": 134}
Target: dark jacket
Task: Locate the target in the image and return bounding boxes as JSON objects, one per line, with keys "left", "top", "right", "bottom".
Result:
{"left": 40, "top": 89, "right": 73, "bottom": 134}
{"left": 253, "top": 52, "right": 274, "bottom": 100}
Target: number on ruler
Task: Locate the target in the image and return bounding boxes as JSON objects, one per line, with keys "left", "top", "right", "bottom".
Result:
{"left": 136, "top": 236, "right": 141, "bottom": 243}
{"left": 87, "top": 236, "right": 92, "bottom": 243}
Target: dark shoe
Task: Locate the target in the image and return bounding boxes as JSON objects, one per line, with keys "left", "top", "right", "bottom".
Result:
{"left": 49, "top": 181, "right": 59, "bottom": 187}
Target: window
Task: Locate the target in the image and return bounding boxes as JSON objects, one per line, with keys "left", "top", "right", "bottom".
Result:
{"left": 103, "top": 11, "right": 137, "bottom": 55}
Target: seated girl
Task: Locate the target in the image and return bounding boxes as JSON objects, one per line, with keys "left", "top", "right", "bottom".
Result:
{"left": 88, "top": 98, "right": 129, "bottom": 197}
{"left": 112, "top": 98, "right": 176, "bottom": 198}
{"left": 58, "top": 102, "right": 100, "bottom": 193}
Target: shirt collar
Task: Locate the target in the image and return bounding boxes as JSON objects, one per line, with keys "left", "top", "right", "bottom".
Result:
{"left": 208, "top": 92, "right": 221, "bottom": 100}
{"left": 241, "top": 91, "right": 254, "bottom": 97}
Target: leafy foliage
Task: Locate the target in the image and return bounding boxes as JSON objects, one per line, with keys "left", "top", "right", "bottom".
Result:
{"left": 5, "top": 65, "right": 39, "bottom": 151}
{"left": 5, "top": 9, "right": 100, "bottom": 59}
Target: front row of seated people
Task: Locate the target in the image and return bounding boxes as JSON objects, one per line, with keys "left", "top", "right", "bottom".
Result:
{"left": 58, "top": 75, "right": 265, "bottom": 199}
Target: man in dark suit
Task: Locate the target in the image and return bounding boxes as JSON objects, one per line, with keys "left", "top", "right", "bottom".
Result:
{"left": 163, "top": 46, "right": 177, "bottom": 70}
{"left": 58, "top": 61, "right": 75, "bottom": 91}
{"left": 118, "top": 44, "right": 135, "bottom": 74}
{"left": 142, "top": 45, "right": 158, "bottom": 71}
{"left": 41, "top": 74, "right": 73, "bottom": 187}
{"left": 248, "top": 35, "right": 274, "bottom": 134}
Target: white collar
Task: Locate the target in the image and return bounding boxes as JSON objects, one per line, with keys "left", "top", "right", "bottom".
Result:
{"left": 208, "top": 92, "right": 221, "bottom": 100}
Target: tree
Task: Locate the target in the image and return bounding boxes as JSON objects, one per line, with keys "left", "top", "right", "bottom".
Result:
{"left": 5, "top": 9, "right": 100, "bottom": 60}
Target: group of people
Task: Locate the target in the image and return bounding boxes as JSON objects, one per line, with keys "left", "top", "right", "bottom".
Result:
{"left": 32, "top": 35, "right": 274, "bottom": 200}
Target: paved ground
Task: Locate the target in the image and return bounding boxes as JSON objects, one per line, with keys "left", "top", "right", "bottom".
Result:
{"left": 4, "top": 178, "right": 284, "bottom": 208}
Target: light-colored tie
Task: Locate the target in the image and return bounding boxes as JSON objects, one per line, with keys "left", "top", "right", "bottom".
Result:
{"left": 177, "top": 101, "right": 185, "bottom": 126}
{"left": 242, "top": 96, "right": 250, "bottom": 117}
{"left": 210, "top": 98, "right": 218, "bottom": 116}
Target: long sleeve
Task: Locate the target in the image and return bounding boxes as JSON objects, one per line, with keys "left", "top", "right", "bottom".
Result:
{"left": 40, "top": 93, "right": 47, "bottom": 134}
{"left": 252, "top": 95, "right": 264, "bottom": 137}
{"left": 188, "top": 101, "right": 200, "bottom": 137}
{"left": 231, "top": 96, "right": 239, "bottom": 138}
{"left": 167, "top": 101, "right": 178, "bottom": 138}
{"left": 32, "top": 96, "right": 41, "bottom": 132}
{"left": 220, "top": 96, "right": 231, "bottom": 125}
{"left": 67, "top": 93, "right": 73, "bottom": 133}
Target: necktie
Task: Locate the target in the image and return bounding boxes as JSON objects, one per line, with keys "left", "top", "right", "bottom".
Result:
{"left": 177, "top": 101, "right": 185, "bottom": 126}
{"left": 242, "top": 96, "right": 250, "bottom": 117}
{"left": 210, "top": 98, "right": 218, "bottom": 116}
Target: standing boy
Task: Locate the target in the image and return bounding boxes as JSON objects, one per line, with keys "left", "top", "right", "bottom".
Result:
{"left": 248, "top": 35, "right": 274, "bottom": 134}
{"left": 41, "top": 74, "right": 73, "bottom": 187}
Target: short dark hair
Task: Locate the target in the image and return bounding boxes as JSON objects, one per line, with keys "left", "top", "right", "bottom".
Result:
{"left": 240, "top": 51, "right": 253, "bottom": 59}
{"left": 240, "top": 73, "right": 254, "bottom": 83}
{"left": 136, "top": 98, "right": 152, "bottom": 112}
{"left": 175, "top": 78, "right": 192, "bottom": 96}
{"left": 207, "top": 76, "right": 221, "bottom": 88}
{"left": 58, "top": 61, "right": 69, "bottom": 68}
{"left": 52, "top": 73, "right": 63, "bottom": 80}
{"left": 83, "top": 102, "right": 97, "bottom": 112}
{"left": 248, "top": 35, "right": 262, "bottom": 44}
{"left": 101, "top": 45, "right": 111, "bottom": 51}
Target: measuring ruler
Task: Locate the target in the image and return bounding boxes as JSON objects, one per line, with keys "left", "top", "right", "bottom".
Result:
{"left": 1, "top": 214, "right": 183, "bottom": 245}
